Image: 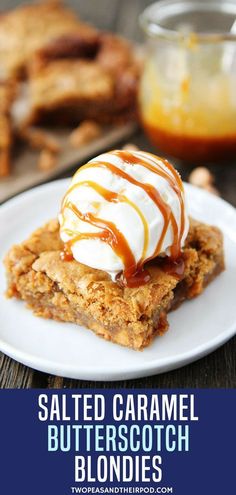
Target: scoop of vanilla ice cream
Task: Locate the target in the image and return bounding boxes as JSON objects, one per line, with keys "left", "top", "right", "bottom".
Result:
{"left": 59, "top": 150, "right": 189, "bottom": 280}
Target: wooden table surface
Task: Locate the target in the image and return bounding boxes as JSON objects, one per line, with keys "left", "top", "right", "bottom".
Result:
{"left": 1, "top": 0, "right": 235, "bottom": 389}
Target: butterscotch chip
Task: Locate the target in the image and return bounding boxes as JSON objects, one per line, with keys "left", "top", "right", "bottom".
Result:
{"left": 38, "top": 149, "right": 57, "bottom": 171}
{"left": 4, "top": 218, "right": 224, "bottom": 350}
{"left": 189, "top": 167, "right": 220, "bottom": 196}
{"left": 122, "top": 143, "right": 139, "bottom": 151}
{"left": 69, "top": 121, "right": 102, "bottom": 148}
{"left": 189, "top": 167, "right": 214, "bottom": 187}
{"left": 19, "top": 127, "right": 60, "bottom": 153}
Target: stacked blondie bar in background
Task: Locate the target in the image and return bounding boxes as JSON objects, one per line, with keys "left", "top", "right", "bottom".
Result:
{"left": 0, "top": 1, "right": 140, "bottom": 176}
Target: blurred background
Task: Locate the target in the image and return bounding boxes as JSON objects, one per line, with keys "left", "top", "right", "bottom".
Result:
{"left": 0, "top": 0, "right": 150, "bottom": 40}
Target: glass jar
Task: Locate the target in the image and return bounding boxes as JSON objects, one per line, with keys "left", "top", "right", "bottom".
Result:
{"left": 139, "top": 0, "right": 236, "bottom": 162}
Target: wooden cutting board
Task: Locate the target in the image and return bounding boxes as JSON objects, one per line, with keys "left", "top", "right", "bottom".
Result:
{"left": 0, "top": 123, "right": 137, "bottom": 203}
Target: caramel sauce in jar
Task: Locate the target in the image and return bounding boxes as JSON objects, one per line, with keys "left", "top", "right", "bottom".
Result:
{"left": 139, "top": 50, "right": 236, "bottom": 162}
{"left": 143, "top": 122, "right": 236, "bottom": 162}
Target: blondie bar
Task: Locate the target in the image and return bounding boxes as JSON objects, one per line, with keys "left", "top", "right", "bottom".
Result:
{"left": 4, "top": 218, "right": 224, "bottom": 350}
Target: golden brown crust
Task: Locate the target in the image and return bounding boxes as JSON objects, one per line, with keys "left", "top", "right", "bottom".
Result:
{"left": 30, "top": 59, "right": 114, "bottom": 104}
{"left": 4, "top": 218, "right": 224, "bottom": 350}
{"left": 26, "top": 59, "right": 136, "bottom": 126}
{"left": 0, "top": 82, "right": 15, "bottom": 176}
{"left": 25, "top": 33, "right": 139, "bottom": 126}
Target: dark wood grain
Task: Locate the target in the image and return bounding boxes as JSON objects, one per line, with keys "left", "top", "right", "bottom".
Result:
{"left": 0, "top": 354, "right": 34, "bottom": 389}
{"left": 45, "top": 337, "right": 236, "bottom": 389}
{"left": 0, "top": 0, "right": 235, "bottom": 389}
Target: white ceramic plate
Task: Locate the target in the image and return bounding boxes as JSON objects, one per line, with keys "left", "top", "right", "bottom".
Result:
{"left": 0, "top": 179, "right": 235, "bottom": 381}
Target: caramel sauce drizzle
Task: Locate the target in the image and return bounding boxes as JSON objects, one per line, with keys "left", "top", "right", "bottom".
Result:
{"left": 62, "top": 180, "right": 149, "bottom": 263}
{"left": 62, "top": 201, "right": 137, "bottom": 279}
{"left": 114, "top": 150, "right": 185, "bottom": 259}
{"left": 80, "top": 161, "right": 172, "bottom": 260}
{"left": 61, "top": 151, "right": 186, "bottom": 287}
